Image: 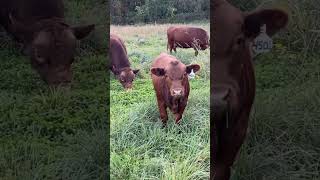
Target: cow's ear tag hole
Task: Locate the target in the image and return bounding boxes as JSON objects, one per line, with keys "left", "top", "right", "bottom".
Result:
{"left": 252, "top": 24, "right": 273, "bottom": 56}
{"left": 188, "top": 69, "right": 195, "bottom": 80}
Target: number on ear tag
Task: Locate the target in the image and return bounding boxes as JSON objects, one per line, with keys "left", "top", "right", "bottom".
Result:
{"left": 188, "top": 69, "right": 195, "bottom": 80}
{"left": 252, "top": 24, "right": 273, "bottom": 55}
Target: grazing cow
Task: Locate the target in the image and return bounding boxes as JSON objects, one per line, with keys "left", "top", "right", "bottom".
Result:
{"left": 167, "top": 26, "right": 209, "bottom": 56}
{"left": 110, "top": 33, "right": 139, "bottom": 90}
{"left": 212, "top": 0, "right": 288, "bottom": 179}
{"left": 0, "top": 0, "right": 95, "bottom": 87}
{"left": 151, "top": 53, "right": 200, "bottom": 126}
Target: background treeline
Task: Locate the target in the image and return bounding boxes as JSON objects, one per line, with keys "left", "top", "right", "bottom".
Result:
{"left": 110, "top": 0, "right": 209, "bottom": 24}
{"left": 231, "top": 0, "right": 320, "bottom": 55}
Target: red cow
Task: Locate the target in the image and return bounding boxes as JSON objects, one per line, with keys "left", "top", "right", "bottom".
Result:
{"left": 110, "top": 33, "right": 139, "bottom": 90}
{"left": 167, "top": 26, "right": 209, "bottom": 56}
{"left": 151, "top": 53, "right": 200, "bottom": 126}
{"left": 212, "top": 0, "right": 288, "bottom": 179}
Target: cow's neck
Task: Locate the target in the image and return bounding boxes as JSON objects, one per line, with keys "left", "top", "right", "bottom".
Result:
{"left": 239, "top": 52, "right": 256, "bottom": 110}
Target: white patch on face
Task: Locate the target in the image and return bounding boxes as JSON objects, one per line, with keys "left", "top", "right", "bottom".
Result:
{"left": 120, "top": 71, "right": 126, "bottom": 77}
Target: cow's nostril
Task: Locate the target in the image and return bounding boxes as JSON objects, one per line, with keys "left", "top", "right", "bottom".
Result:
{"left": 173, "top": 89, "right": 182, "bottom": 95}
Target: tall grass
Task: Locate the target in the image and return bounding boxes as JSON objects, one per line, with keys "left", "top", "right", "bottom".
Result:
{"left": 110, "top": 22, "right": 210, "bottom": 179}
{"left": 225, "top": 1, "right": 320, "bottom": 179}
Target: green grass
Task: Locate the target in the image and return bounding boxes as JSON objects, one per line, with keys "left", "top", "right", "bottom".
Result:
{"left": 0, "top": 1, "right": 108, "bottom": 179}
{"left": 230, "top": 47, "right": 320, "bottom": 179}
{"left": 110, "top": 23, "right": 210, "bottom": 179}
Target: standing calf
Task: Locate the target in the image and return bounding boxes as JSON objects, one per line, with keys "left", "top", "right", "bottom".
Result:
{"left": 151, "top": 53, "right": 200, "bottom": 126}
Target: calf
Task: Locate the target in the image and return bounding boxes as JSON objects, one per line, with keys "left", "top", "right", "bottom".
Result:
{"left": 212, "top": 0, "right": 288, "bottom": 179}
{"left": 167, "top": 26, "right": 209, "bottom": 56}
{"left": 151, "top": 53, "right": 200, "bottom": 126}
{"left": 0, "top": 0, "right": 95, "bottom": 87}
{"left": 110, "top": 33, "right": 139, "bottom": 90}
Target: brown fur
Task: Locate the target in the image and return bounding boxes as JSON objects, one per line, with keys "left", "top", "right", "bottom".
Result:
{"left": 110, "top": 33, "right": 139, "bottom": 90}
{"left": 0, "top": 0, "right": 95, "bottom": 87}
{"left": 151, "top": 53, "right": 200, "bottom": 126}
{"left": 212, "top": 0, "right": 288, "bottom": 179}
{"left": 167, "top": 26, "right": 209, "bottom": 56}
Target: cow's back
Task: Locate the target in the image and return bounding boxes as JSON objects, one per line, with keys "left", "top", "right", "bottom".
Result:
{"left": 173, "top": 27, "right": 209, "bottom": 46}
{"left": 110, "top": 34, "right": 130, "bottom": 69}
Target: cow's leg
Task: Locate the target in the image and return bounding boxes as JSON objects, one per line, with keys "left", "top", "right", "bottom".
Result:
{"left": 158, "top": 102, "right": 168, "bottom": 127}
{"left": 194, "top": 48, "right": 199, "bottom": 56}
{"left": 174, "top": 101, "right": 187, "bottom": 124}
{"left": 174, "top": 113, "right": 182, "bottom": 124}
{"left": 173, "top": 42, "right": 177, "bottom": 53}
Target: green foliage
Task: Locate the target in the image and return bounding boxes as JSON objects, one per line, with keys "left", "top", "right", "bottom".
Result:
{"left": 111, "top": 0, "right": 209, "bottom": 24}
{"left": 65, "top": 0, "right": 108, "bottom": 54}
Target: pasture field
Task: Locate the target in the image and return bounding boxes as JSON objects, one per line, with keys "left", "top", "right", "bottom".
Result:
{"left": 110, "top": 22, "right": 210, "bottom": 179}
{"left": 0, "top": 0, "right": 108, "bottom": 179}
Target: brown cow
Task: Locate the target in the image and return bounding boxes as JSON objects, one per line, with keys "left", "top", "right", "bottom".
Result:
{"left": 151, "top": 53, "right": 200, "bottom": 126}
{"left": 212, "top": 0, "right": 288, "bottom": 179}
{"left": 110, "top": 33, "right": 139, "bottom": 90}
{"left": 0, "top": 0, "right": 95, "bottom": 87}
{"left": 167, "top": 26, "right": 209, "bottom": 56}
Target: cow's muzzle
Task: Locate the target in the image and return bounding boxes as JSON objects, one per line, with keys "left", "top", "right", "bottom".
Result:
{"left": 171, "top": 88, "right": 184, "bottom": 97}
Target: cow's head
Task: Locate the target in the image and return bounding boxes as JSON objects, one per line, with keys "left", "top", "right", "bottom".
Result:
{"left": 151, "top": 60, "right": 200, "bottom": 98}
{"left": 113, "top": 66, "right": 139, "bottom": 90}
{"left": 9, "top": 15, "right": 95, "bottom": 87}
{"left": 213, "top": 1, "right": 288, "bottom": 117}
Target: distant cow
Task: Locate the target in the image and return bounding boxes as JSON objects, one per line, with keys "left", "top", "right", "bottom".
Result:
{"left": 167, "top": 26, "right": 209, "bottom": 56}
{"left": 212, "top": 0, "right": 288, "bottom": 179}
{"left": 0, "top": 0, "right": 95, "bottom": 87}
{"left": 110, "top": 33, "right": 139, "bottom": 90}
{"left": 151, "top": 53, "right": 200, "bottom": 126}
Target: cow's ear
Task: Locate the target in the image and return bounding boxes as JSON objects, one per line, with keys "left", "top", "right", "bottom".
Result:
{"left": 71, "top": 24, "right": 95, "bottom": 40}
{"left": 244, "top": 9, "right": 288, "bottom": 38}
{"left": 151, "top": 68, "right": 165, "bottom": 76}
{"left": 133, "top": 69, "right": 140, "bottom": 75}
{"left": 186, "top": 64, "right": 200, "bottom": 74}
